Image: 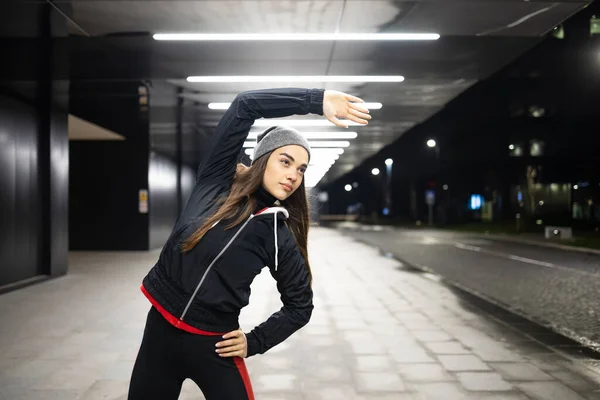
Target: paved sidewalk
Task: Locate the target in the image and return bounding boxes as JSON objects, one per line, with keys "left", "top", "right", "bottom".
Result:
{"left": 1, "top": 228, "right": 600, "bottom": 399}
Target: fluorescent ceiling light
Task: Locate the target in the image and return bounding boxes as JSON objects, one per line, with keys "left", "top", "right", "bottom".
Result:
{"left": 243, "top": 140, "right": 350, "bottom": 148}
{"left": 306, "top": 175, "right": 328, "bottom": 182}
{"left": 154, "top": 33, "right": 440, "bottom": 41}
{"left": 306, "top": 172, "right": 328, "bottom": 178}
{"left": 307, "top": 148, "right": 345, "bottom": 155}
{"left": 188, "top": 76, "right": 403, "bottom": 83}
{"left": 208, "top": 103, "right": 232, "bottom": 110}
{"left": 210, "top": 102, "right": 381, "bottom": 110}
{"left": 252, "top": 119, "right": 367, "bottom": 127}
{"left": 305, "top": 173, "right": 329, "bottom": 187}
{"left": 306, "top": 169, "right": 331, "bottom": 175}
{"left": 362, "top": 102, "right": 382, "bottom": 110}
{"left": 310, "top": 160, "right": 335, "bottom": 166}
{"left": 248, "top": 131, "right": 358, "bottom": 140}
{"left": 309, "top": 154, "right": 340, "bottom": 161}
{"left": 310, "top": 141, "right": 350, "bottom": 148}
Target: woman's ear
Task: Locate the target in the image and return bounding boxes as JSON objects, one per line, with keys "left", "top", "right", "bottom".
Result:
{"left": 236, "top": 163, "right": 249, "bottom": 174}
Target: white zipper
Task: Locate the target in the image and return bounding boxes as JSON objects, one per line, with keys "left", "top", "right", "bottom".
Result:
{"left": 178, "top": 214, "right": 255, "bottom": 322}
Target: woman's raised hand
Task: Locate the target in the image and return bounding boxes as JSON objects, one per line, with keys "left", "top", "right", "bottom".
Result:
{"left": 323, "top": 90, "right": 372, "bottom": 128}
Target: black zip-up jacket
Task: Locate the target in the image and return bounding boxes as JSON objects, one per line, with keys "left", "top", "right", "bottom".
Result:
{"left": 142, "top": 88, "right": 324, "bottom": 357}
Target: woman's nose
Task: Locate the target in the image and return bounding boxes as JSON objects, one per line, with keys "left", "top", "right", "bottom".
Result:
{"left": 287, "top": 172, "right": 298, "bottom": 182}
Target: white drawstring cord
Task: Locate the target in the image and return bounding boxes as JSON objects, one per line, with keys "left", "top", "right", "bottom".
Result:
{"left": 274, "top": 211, "right": 279, "bottom": 271}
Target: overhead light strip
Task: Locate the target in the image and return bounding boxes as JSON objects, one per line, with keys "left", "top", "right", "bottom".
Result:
{"left": 247, "top": 131, "right": 358, "bottom": 140}
{"left": 154, "top": 33, "right": 440, "bottom": 41}
{"left": 188, "top": 76, "right": 403, "bottom": 83}
{"left": 243, "top": 140, "right": 350, "bottom": 148}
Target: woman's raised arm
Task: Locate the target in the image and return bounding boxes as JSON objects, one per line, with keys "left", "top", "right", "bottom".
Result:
{"left": 195, "top": 88, "right": 325, "bottom": 184}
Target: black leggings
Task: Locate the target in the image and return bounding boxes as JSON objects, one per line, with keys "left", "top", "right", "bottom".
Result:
{"left": 128, "top": 306, "right": 254, "bottom": 400}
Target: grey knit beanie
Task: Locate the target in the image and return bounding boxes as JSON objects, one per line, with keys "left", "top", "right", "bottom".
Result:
{"left": 251, "top": 126, "right": 311, "bottom": 164}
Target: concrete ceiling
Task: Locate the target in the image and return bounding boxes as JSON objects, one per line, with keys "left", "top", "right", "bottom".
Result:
{"left": 61, "top": 0, "right": 589, "bottom": 185}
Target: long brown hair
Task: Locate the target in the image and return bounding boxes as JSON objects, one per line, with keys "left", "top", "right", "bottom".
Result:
{"left": 181, "top": 151, "right": 312, "bottom": 283}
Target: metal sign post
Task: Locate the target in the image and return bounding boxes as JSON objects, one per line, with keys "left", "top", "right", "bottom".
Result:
{"left": 425, "top": 190, "right": 435, "bottom": 226}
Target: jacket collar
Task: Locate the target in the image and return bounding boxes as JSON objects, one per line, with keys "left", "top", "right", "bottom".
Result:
{"left": 254, "top": 185, "right": 278, "bottom": 211}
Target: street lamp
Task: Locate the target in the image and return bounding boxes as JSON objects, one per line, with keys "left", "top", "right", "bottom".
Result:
{"left": 371, "top": 168, "right": 380, "bottom": 176}
{"left": 345, "top": 184, "right": 352, "bottom": 192}
{"left": 426, "top": 139, "right": 440, "bottom": 225}
{"left": 384, "top": 159, "right": 394, "bottom": 216}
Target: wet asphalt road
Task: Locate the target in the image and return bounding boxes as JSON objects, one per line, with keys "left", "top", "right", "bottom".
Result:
{"left": 335, "top": 224, "right": 600, "bottom": 349}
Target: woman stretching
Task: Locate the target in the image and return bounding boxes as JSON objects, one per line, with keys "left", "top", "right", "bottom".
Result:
{"left": 128, "top": 87, "right": 371, "bottom": 399}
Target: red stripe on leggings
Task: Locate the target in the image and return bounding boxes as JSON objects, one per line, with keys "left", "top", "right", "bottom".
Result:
{"left": 234, "top": 357, "right": 255, "bottom": 400}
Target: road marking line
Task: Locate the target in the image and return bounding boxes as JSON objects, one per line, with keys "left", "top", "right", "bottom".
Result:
{"left": 454, "top": 243, "right": 599, "bottom": 276}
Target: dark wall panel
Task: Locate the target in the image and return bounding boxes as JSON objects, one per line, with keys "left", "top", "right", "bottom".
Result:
{"left": 69, "top": 82, "right": 150, "bottom": 251}
{"left": 0, "top": 1, "right": 70, "bottom": 291}
{"left": 49, "top": 103, "right": 69, "bottom": 276}
{"left": 0, "top": 95, "right": 42, "bottom": 286}
{"left": 69, "top": 140, "right": 149, "bottom": 251}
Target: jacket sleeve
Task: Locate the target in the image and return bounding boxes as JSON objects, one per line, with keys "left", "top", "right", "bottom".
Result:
{"left": 196, "top": 88, "right": 325, "bottom": 184}
{"left": 244, "top": 228, "right": 314, "bottom": 357}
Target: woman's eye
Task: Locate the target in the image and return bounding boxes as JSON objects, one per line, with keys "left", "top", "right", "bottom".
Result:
{"left": 280, "top": 159, "right": 290, "bottom": 166}
{"left": 299, "top": 168, "right": 306, "bottom": 174}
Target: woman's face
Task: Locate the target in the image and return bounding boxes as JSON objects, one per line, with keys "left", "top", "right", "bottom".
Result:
{"left": 262, "top": 145, "right": 309, "bottom": 201}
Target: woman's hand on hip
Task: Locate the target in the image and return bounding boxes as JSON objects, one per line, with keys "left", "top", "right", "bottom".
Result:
{"left": 323, "top": 90, "right": 371, "bottom": 128}
{"left": 215, "top": 329, "right": 248, "bottom": 358}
